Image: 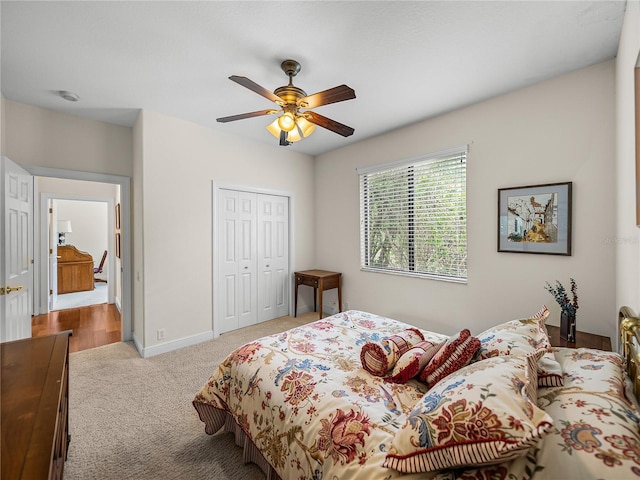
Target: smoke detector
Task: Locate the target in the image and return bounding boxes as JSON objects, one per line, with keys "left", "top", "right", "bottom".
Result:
{"left": 59, "top": 90, "right": 79, "bottom": 102}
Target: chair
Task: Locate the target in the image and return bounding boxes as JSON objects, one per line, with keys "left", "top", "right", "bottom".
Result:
{"left": 94, "top": 250, "right": 107, "bottom": 283}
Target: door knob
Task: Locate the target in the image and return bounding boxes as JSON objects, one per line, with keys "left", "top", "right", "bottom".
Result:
{"left": 1, "top": 285, "right": 23, "bottom": 295}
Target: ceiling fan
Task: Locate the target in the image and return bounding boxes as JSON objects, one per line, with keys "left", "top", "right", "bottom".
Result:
{"left": 216, "top": 59, "right": 356, "bottom": 146}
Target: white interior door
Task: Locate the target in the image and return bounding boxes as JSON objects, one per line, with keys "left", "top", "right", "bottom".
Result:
{"left": 257, "top": 194, "right": 289, "bottom": 322}
{"left": 218, "top": 189, "right": 257, "bottom": 333}
{"left": 1, "top": 156, "right": 34, "bottom": 342}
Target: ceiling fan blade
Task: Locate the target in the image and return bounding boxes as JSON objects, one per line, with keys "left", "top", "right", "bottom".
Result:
{"left": 304, "top": 111, "right": 354, "bottom": 137}
{"left": 299, "top": 85, "right": 356, "bottom": 109}
{"left": 229, "top": 75, "right": 282, "bottom": 104}
{"left": 216, "top": 109, "right": 278, "bottom": 123}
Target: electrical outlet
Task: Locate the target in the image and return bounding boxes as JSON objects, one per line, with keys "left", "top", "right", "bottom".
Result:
{"left": 344, "top": 301, "right": 350, "bottom": 310}
{"left": 157, "top": 329, "right": 166, "bottom": 341}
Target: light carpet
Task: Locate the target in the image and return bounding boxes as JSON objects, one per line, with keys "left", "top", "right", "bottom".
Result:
{"left": 65, "top": 312, "right": 317, "bottom": 480}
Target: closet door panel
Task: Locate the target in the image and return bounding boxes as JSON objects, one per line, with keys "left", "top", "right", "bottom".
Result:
{"left": 237, "top": 192, "right": 257, "bottom": 328}
{"left": 218, "top": 191, "right": 239, "bottom": 334}
{"left": 257, "top": 194, "right": 289, "bottom": 322}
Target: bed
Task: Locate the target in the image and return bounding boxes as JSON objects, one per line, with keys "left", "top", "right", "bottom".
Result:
{"left": 194, "top": 308, "right": 640, "bottom": 479}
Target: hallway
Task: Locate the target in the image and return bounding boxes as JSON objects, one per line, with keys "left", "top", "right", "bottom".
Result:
{"left": 32, "top": 304, "right": 121, "bottom": 353}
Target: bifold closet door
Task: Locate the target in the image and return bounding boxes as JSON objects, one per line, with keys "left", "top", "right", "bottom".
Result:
{"left": 257, "top": 194, "right": 289, "bottom": 323}
{"left": 218, "top": 189, "right": 257, "bottom": 334}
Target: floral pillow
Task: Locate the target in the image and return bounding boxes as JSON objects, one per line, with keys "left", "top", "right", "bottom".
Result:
{"left": 386, "top": 340, "right": 444, "bottom": 384}
{"left": 418, "top": 329, "right": 480, "bottom": 387}
{"left": 384, "top": 351, "right": 553, "bottom": 473}
{"left": 361, "top": 328, "right": 425, "bottom": 376}
{"left": 477, "top": 305, "right": 564, "bottom": 387}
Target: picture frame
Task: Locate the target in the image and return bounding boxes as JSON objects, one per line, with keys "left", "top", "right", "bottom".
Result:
{"left": 498, "top": 182, "right": 572, "bottom": 255}
{"left": 115, "top": 233, "right": 121, "bottom": 259}
{"left": 115, "top": 203, "right": 121, "bottom": 230}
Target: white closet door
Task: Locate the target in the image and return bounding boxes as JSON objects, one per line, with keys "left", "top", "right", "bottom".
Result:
{"left": 218, "top": 189, "right": 257, "bottom": 333}
{"left": 237, "top": 192, "right": 257, "bottom": 328}
{"left": 257, "top": 194, "right": 289, "bottom": 322}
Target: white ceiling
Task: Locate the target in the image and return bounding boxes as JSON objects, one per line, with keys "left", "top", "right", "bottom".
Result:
{"left": 1, "top": 1, "right": 626, "bottom": 157}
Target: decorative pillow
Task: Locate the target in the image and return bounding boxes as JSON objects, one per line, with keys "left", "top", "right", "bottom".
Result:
{"left": 361, "top": 328, "right": 425, "bottom": 376}
{"left": 386, "top": 340, "right": 443, "bottom": 384}
{"left": 384, "top": 351, "right": 553, "bottom": 473}
{"left": 477, "top": 305, "right": 564, "bottom": 387}
{"left": 418, "top": 329, "right": 480, "bottom": 387}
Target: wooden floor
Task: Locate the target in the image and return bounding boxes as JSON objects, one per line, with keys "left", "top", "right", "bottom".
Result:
{"left": 32, "top": 303, "right": 121, "bottom": 353}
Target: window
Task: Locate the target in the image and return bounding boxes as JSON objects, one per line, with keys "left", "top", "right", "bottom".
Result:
{"left": 358, "top": 146, "right": 467, "bottom": 282}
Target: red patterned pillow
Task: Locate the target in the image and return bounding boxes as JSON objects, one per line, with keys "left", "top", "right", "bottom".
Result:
{"left": 386, "top": 340, "right": 443, "bottom": 384}
{"left": 361, "top": 328, "right": 425, "bottom": 376}
{"left": 419, "top": 329, "right": 480, "bottom": 387}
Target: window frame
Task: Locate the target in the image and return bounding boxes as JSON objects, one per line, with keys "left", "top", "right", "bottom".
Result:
{"left": 357, "top": 145, "right": 468, "bottom": 283}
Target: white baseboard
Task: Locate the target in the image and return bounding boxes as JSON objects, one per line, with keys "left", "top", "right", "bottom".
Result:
{"left": 139, "top": 330, "right": 214, "bottom": 358}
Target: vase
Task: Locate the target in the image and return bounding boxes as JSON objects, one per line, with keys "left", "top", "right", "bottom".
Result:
{"left": 560, "top": 313, "right": 577, "bottom": 343}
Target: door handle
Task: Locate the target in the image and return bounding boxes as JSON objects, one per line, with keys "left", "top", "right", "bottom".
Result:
{"left": 0, "top": 285, "right": 23, "bottom": 295}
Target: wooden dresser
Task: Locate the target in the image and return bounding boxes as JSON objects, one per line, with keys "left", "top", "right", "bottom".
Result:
{"left": 1, "top": 331, "right": 72, "bottom": 479}
{"left": 57, "top": 245, "right": 94, "bottom": 294}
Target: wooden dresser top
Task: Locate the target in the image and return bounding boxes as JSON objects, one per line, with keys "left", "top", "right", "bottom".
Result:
{"left": 1, "top": 332, "right": 71, "bottom": 479}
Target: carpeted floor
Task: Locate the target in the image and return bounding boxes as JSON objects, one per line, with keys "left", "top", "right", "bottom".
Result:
{"left": 65, "top": 312, "right": 317, "bottom": 479}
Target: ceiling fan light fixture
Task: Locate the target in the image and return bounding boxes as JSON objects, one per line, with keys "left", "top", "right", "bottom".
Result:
{"left": 266, "top": 117, "right": 282, "bottom": 139}
{"left": 277, "top": 112, "right": 296, "bottom": 132}
{"left": 287, "top": 126, "right": 302, "bottom": 142}
{"left": 296, "top": 116, "right": 316, "bottom": 137}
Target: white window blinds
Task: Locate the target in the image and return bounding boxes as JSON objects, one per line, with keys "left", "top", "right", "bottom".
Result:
{"left": 358, "top": 146, "right": 467, "bottom": 282}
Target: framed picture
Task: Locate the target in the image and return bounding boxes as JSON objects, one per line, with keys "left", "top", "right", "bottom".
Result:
{"left": 498, "top": 182, "right": 572, "bottom": 255}
{"left": 115, "top": 233, "right": 121, "bottom": 259}
{"left": 115, "top": 203, "right": 121, "bottom": 230}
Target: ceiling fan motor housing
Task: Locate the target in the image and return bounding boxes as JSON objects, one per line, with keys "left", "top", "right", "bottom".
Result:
{"left": 274, "top": 85, "right": 307, "bottom": 106}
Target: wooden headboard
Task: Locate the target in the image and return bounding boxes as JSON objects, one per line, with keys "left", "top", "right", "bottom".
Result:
{"left": 619, "top": 306, "right": 640, "bottom": 403}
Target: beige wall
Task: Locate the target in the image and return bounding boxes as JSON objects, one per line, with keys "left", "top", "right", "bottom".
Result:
{"left": 616, "top": 0, "right": 640, "bottom": 324}
{"left": 3, "top": 100, "right": 133, "bottom": 177}
{"left": 315, "top": 60, "right": 617, "bottom": 340}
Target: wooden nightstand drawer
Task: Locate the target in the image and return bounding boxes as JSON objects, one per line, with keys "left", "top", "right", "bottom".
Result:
{"left": 546, "top": 325, "right": 611, "bottom": 351}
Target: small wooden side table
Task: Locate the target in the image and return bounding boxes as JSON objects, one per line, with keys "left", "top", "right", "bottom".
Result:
{"left": 294, "top": 270, "right": 342, "bottom": 319}
{"left": 546, "top": 325, "right": 611, "bottom": 351}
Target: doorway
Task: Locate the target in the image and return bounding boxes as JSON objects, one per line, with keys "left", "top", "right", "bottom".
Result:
{"left": 29, "top": 165, "right": 132, "bottom": 342}
{"left": 49, "top": 197, "right": 113, "bottom": 311}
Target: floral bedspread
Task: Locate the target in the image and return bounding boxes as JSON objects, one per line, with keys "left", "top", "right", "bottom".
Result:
{"left": 533, "top": 347, "right": 640, "bottom": 479}
{"left": 193, "top": 311, "right": 640, "bottom": 480}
